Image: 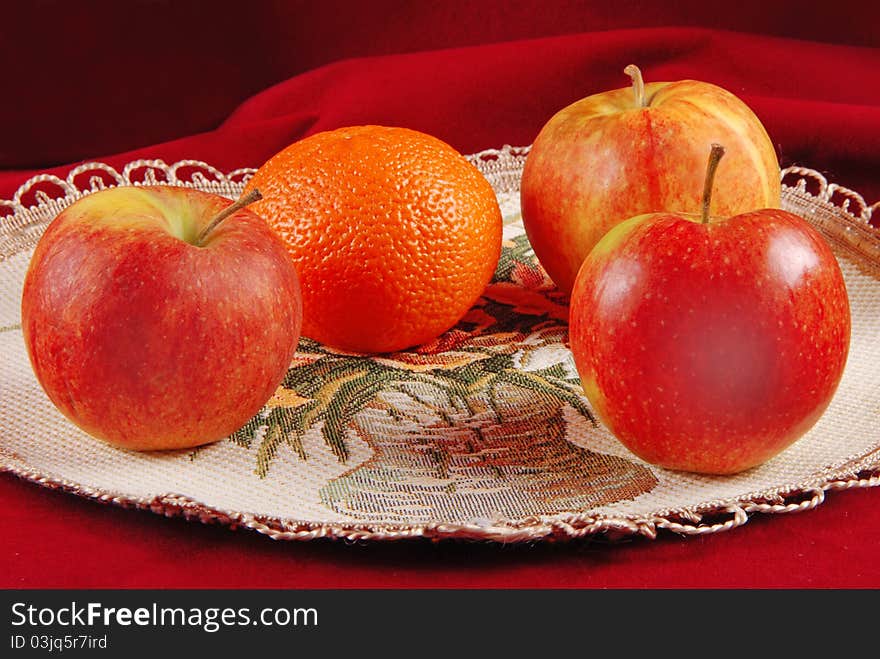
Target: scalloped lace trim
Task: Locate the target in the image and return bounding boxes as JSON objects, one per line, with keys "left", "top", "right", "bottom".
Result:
{"left": 2, "top": 147, "right": 876, "bottom": 225}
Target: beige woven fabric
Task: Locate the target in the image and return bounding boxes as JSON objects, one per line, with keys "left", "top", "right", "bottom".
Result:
{"left": 1, "top": 149, "right": 878, "bottom": 543}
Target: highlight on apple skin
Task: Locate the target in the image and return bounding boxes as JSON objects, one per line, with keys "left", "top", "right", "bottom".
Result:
{"left": 521, "top": 64, "right": 781, "bottom": 296}
{"left": 21, "top": 185, "right": 303, "bottom": 451}
{"left": 568, "top": 146, "right": 850, "bottom": 475}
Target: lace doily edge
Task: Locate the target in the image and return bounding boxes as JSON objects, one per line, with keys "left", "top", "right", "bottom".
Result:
{"left": 2, "top": 450, "right": 878, "bottom": 543}
{"left": 1, "top": 147, "right": 876, "bottom": 225}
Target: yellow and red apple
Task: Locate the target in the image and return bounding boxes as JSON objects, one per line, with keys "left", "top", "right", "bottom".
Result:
{"left": 21, "top": 185, "right": 302, "bottom": 451}
{"left": 569, "top": 146, "right": 850, "bottom": 474}
{"left": 521, "top": 65, "right": 781, "bottom": 295}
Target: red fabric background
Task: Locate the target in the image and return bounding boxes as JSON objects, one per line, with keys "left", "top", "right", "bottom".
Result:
{"left": 2, "top": 1, "right": 879, "bottom": 588}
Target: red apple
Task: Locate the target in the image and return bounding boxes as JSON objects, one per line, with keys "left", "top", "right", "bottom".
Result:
{"left": 521, "top": 64, "right": 781, "bottom": 295}
{"left": 21, "top": 185, "right": 302, "bottom": 451}
{"left": 569, "top": 145, "right": 850, "bottom": 475}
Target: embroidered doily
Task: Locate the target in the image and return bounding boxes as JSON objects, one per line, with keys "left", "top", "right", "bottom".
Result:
{"left": 1, "top": 148, "right": 878, "bottom": 543}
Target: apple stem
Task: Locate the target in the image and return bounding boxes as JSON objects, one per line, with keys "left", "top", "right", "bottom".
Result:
{"left": 624, "top": 64, "right": 647, "bottom": 108}
{"left": 195, "top": 188, "right": 263, "bottom": 246}
{"left": 701, "top": 144, "right": 726, "bottom": 225}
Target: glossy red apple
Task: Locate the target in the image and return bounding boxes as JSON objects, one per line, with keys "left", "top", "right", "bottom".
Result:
{"left": 21, "top": 185, "right": 302, "bottom": 451}
{"left": 522, "top": 64, "right": 781, "bottom": 295}
{"left": 569, "top": 145, "right": 850, "bottom": 474}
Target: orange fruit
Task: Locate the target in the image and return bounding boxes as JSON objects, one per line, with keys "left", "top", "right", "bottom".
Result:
{"left": 245, "top": 125, "right": 503, "bottom": 354}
